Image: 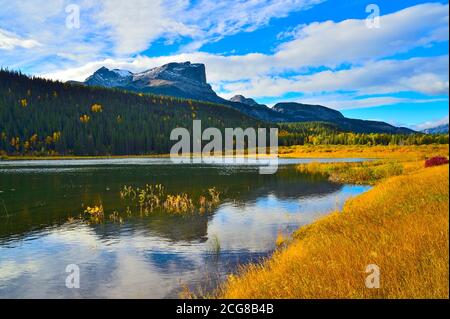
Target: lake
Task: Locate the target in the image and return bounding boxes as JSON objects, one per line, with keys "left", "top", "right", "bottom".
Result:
{"left": 0, "top": 158, "right": 370, "bottom": 298}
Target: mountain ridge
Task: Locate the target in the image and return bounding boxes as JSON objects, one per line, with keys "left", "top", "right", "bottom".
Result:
{"left": 75, "top": 62, "right": 415, "bottom": 134}
{"left": 422, "top": 123, "right": 449, "bottom": 134}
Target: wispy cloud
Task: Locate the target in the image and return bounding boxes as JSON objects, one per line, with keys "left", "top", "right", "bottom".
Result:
{"left": 413, "top": 115, "right": 449, "bottom": 130}
{"left": 0, "top": 29, "right": 41, "bottom": 50}
{"left": 220, "top": 56, "right": 449, "bottom": 98}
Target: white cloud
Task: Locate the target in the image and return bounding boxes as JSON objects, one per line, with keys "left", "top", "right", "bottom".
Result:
{"left": 0, "top": 29, "right": 41, "bottom": 50}
{"left": 219, "top": 56, "right": 449, "bottom": 98}
{"left": 413, "top": 115, "right": 449, "bottom": 130}
{"left": 0, "top": 0, "right": 323, "bottom": 69}
{"left": 272, "top": 2, "right": 449, "bottom": 69}
{"left": 41, "top": 3, "right": 449, "bottom": 81}
{"left": 1, "top": 1, "right": 446, "bottom": 116}
{"left": 95, "top": 0, "right": 195, "bottom": 55}
{"left": 93, "top": 0, "right": 323, "bottom": 55}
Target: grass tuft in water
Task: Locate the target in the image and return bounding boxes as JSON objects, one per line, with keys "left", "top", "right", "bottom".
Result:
{"left": 120, "top": 184, "right": 221, "bottom": 215}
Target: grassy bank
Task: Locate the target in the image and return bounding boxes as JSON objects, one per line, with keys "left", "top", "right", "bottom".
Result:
{"left": 279, "top": 144, "right": 449, "bottom": 160}
{"left": 217, "top": 163, "right": 449, "bottom": 298}
{"left": 297, "top": 160, "right": 405, "bottom": 185}
{"left": 3, "top": 144, "right": 448, "bottom": 161}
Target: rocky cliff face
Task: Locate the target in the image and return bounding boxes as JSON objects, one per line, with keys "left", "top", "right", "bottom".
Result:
{"left": 85, "top": 67, "right": 133, "bottom": 88}
{"left": 83, "top": 62, "right": 224, "bottom": 103}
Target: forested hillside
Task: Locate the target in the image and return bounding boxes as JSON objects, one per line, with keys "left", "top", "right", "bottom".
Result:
{"left": 0, "top": 70, "right": 447, "bottom": 157}
{"left": 0, "top": 70, "right": 264, "bottom": 156}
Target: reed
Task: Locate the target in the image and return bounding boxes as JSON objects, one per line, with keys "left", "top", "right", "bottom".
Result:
{"left": 120, "top": 184, "right": 221, "bottom": 215}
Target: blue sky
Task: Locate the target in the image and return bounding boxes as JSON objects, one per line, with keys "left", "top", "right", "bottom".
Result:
{"left": 0, "top": 0, "right": 448, "bottom": 129}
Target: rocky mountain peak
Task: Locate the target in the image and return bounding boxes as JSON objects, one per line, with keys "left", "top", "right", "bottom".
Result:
{"left": 85, "top": 67, "right": 133, "bottom": 88}
{"left": 136, "top": 61, "right": 207, "bottom": 84}
{"left": 229, "top": 95, "right": 262, "bottom": 107}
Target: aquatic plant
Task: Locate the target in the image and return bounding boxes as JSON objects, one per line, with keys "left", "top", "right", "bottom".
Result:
{"left": 208, "top": 187, "right": 220, "bottom": 204}
{"left": 163, "top": 193, "right": 194, "bottom": 214}
{"left": 84, "top": 204, "right": 104, "bottom": 223}
{"left": 120, "top": 184, "right": 221, "bottom": 215}
{"left": 109, "top": 211, "right": 124, "bottom": 224}
{"left": 208, "top": 234, "right": 221, "bottom": 258}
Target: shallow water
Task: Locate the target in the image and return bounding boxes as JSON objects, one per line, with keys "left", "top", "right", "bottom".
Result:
{"left": 0, "top": 158, "right": 370, "bottom": 298}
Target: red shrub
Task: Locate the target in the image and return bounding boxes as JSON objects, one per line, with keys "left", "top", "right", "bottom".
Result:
{"left": 425, "top": 156, "right": 449, "bottom": 168}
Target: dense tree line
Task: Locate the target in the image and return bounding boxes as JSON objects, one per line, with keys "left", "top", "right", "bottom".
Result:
{"left": 0, "top": 70, "right": 447, "bottom": 157}
{"left": 278, "top": 122, "right": 449, "bottom": 146}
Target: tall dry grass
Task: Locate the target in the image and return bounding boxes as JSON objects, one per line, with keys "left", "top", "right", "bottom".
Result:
{"left": 297, "top": 160, "right": 405, "bottom": 185}
{"left": 217, "top": 164, "right": 449, "bottom": 298}
{"left": 279, "top": 144, "right": 449, "bottom": 160}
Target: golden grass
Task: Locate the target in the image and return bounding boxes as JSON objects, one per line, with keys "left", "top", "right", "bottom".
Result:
{"left": 279, "top": 144, "right": 449, "bottom": 160}
{"left": 217, "top": 164, "right": 449, "bottom": 298}
{"left": 296, "top": 145, "right": 449, "bottom": 185}
{"left": 3, "top": 144, "right": 448, "bottom": 162}
{"left": 297, "top": 160, "right": 406, "bottom": 185}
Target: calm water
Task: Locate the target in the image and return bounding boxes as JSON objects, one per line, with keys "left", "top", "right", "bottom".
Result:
{"left": 0, "top": 158, "right": 370, "bottom": 298}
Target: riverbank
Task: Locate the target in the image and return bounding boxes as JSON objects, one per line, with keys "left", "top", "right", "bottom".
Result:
{"left": 279, "top": 144, "right": 449, "bottom": 159}
{"left": 2, "top": 144, "right": 448, "bottom": 161}
{"left": 216, "top": 161, "right": 449, "bottom": 298}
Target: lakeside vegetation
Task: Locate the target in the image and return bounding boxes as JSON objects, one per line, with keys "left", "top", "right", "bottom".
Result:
{"left": 279, "top": 144, "right": 449, "bottom": 159}
{"left": 216, "top": 159, "right": 449, "bottom": 298}
{"left": 278, "top": 122, "right": 448, "bottom": 146}
{"left": 293, "top": 145, "right": 449, "bottom": 185}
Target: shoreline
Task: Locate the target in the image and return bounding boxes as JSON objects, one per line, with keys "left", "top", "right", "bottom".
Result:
{"left": 2, "top": 144, "right": 448, "bottom": 161}
{"left": 216, "top": 162, "right": 449, "bottom": 298}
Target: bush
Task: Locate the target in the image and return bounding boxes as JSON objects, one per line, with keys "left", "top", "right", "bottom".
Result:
{"left": 425, "top": 156, "right": 449, "bottom": 168}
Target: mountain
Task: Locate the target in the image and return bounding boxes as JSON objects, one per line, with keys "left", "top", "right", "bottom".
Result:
{"left": 83, "top": 62, "right": 225, "bottom": 104}
{"left": 272, "top": 102, "right": 414, "bottom": 134}
{"left": 272, "top": 102, "right": 344, "bottom": 122}
{"left": 422, "top": 123, "right": 449, "bottom": 134}
{"left": 77, "top": 62, "right": 415, "bottom": 134}
{"left": 230, "top": 95, "right": 265, "bottom": 107}
{"left": 85, "top": 67, "right": 133, "bottom": 88}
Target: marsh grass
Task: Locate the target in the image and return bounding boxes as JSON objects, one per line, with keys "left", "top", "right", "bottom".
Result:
{"left": 280, "top": 144, "right": 449, "bottom": 160}
{"left": 84, "top": 204, "right": 104, "bottom": 223}
{"left": 216, "top": 164, "right": 449, "bottom": 298}
{"left": 208, "top": 234, "right": 222, "bottom": 259}
{"left": 120, "top": 184, "right": 221, "bottom": 215}
{"left": 297, "top": 160, "right": 405, "bottom": 185}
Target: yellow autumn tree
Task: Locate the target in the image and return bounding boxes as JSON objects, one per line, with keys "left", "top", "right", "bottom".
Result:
{"left": 52, "top": 131, "right": 61, "bottom": 142}
{"left": 91, "top": 104, "right": 102, "bottom": 113}
{"left": 80, "top": 114, "right": 90, "bottom": 123}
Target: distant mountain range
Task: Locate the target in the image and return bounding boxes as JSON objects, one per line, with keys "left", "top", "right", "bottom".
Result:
{"left": 422, "top": 123, "right": 449, "bottom": 134}
{"left": 71, "top": 61, "right": 415, "bottom": 134}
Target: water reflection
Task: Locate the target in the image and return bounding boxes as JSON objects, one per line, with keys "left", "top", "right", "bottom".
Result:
{"left": 0, "top": 161, "right": 370, "bottom": 298}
